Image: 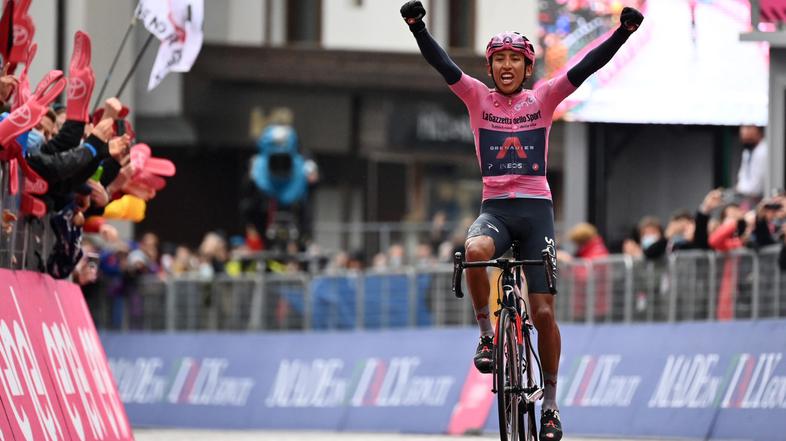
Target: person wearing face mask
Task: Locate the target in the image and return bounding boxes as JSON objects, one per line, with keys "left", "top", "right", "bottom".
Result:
{"left": 735, "top": 125, "right": 767, "bottom": 208}
{"left": 623, "top": 216, "right": 668, "bottom": 260}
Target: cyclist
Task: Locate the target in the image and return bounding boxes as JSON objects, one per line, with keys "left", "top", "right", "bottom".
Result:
{"left": 400, "top": 2, "right": 643, "bottom": 439}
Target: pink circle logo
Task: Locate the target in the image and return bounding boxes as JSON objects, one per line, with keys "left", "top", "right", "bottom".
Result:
{"left": 13, "top": 25, "right": 29, "bottom": 46}
{"left": 68, "top": 77, "right": 87, "bottom": 100}
{"left": 9, "top": 106, "right": 31, "bottom": 127}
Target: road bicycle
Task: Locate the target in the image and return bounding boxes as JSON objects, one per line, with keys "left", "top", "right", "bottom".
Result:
{"left": 452, "top": 242, "right": 557, "bottom": 441}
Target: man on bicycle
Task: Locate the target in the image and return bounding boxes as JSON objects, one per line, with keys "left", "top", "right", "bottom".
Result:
{"left": 400, "top": 2, "right": 643, "bottom": 439}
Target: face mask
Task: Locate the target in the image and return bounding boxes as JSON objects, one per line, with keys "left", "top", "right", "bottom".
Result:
{"left": 389, "top": 255, "right": 404, "bottom": 268}
{"left": 641, "top": 234, "right": 659, "bottom": 249}
{"left": 671, "top": 234, "right": 686, "bottom": 245}
{"left": 26, "top": 129, "right": 45, "bottom": 155}
{"left": 742, "top": 142, "right": 757, "bottom": 150}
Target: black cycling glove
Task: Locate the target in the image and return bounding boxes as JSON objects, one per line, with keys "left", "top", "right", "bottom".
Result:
{"left": 620, "top": 7, "right": 644, "bottom": 32}
{"left": 401, "top": 1, "right": 426, "bottom": 32}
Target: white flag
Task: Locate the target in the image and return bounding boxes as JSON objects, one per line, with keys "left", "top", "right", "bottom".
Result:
{"left": 135, "top": 0, "right": 204, "bottom": 91}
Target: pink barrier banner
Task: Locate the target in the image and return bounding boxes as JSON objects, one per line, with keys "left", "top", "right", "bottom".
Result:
{"left": 0, "top": 270, "right": 67, "bottom": 440}
{"left": 51, "top": 278, "right": 133, "bottom": 440}
{"left": 0, "top": 269, "right": 133, "bottom": 441}
{"left": 447, "top": 366, "right": 494, "bottom": 435}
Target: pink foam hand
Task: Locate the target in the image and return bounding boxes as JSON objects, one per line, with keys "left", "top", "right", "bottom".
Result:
{"left": 20, "top": 192, "right": 45, "bottom": 217}
{"left": 132, "top": 143, "right": 151, "bottom": 157}
{"left": 8, "top": 157, "right": 16, "bottom": 195}
{"left": 0, "top": 138, "right": 20, "bottom": 161}
{"left": 129, "top": 143, "right": 148, "bottom": 170}
{"left": 9, "top": 0, "right": 34, "bottom": 65}
{"left": 18, "top": 156, "right": 46, "bottom": 195}
{"left": 0, "top": 70, "right": 64, "bottom": 147}
{"left": 130, "top": 143, "right": 176, "bottom": 177}
{"left": 144, "top": 157, "right": 176, "bottom": 177}
{"left": 66, "top": 31, "right": 94, "bottom": 122}
{"left": 121, "top": 181, "right": 156, "bottom": 201}
{"left": 133, "top": 171, "right": 166, "bottom": 191}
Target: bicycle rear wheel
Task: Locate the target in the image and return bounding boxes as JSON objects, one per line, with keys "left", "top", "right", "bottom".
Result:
{"left": 496, "top": 308, "right": 522, "bottom": 441}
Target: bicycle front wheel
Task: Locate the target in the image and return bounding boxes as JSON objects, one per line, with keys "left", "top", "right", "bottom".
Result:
{"left": 496, "top": 308, "right": 522, "bottom": 441}
{"left": 521, "top": 327, "right": 538, "bottom": 441}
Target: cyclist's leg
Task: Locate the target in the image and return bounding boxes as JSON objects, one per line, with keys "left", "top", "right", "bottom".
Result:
{"left": 465, "top": 212, "right": 512, "bottom": 374}
{"left": 465, "top": 212, "right": 512, "bottom": 332}
{"left": 519, "top": 200, "right": 563, "bottom": 440}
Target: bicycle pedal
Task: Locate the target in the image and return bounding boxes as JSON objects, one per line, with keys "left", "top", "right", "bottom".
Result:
{"left": 524, "top": 388, "right": 544, "bottom": 404}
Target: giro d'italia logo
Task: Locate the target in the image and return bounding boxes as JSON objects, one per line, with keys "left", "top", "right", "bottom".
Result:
{"left": 68, "top": 77, "right": 87, "bottom": 100}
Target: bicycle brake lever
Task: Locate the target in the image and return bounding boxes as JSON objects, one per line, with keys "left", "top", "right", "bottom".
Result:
{"left": 541, "top": 249, "right": 557, "bottom": 295}
{"left": 452, "top": 252, "right": 464, "bottom": 298}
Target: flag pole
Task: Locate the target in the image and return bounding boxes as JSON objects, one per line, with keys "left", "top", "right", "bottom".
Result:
{"left": 91, "top": 17, "right": 137, "bottom": 114}
{"left": 114, "top": 32, "right": 155, "bottom": 99}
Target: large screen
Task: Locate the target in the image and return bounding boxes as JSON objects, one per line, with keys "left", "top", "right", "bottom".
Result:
{"left": 536, "top": 0, "right": 768, "bottom": 125}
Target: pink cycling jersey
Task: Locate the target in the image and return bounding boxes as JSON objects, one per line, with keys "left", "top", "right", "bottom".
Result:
{"left": 449, "top": 72, "right": 577, "bottom": 201}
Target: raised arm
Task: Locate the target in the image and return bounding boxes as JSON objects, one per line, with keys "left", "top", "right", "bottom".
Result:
{"left": 401, "top": 1, "right": 461, "bottom": 85}
{"left": 567, "top": 7, "right": 644, "bottom": 87}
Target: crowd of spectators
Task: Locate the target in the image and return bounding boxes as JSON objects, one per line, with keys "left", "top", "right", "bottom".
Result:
{"left": 0, "top": 27, "right": 156, "bottom": 282}
{"left": 0, "top": 13, "right": 177, "bottom": 333}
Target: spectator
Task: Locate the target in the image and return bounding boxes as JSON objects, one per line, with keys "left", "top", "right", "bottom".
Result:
{"left": 128, "top": 232, "right": 160, "bottom": 275}
{"left": 170, "top": 245, "right": 197, "bottom": 276}
{"left": 673, "top": 188, "right": 725, "bottom": 251}
{"left": 709, "top": 203, "right": 746, "bottom": 252}
{"left": 748, "top": 194, "right": 786, "bottom": 249}
{"left": 347, "top": 250, "right": 366, "bottom": 271}
{"left": 624, "top": 216, "right": 667, "bottom": 260}
{"left": 73, "top": 241, "right": 99, "bottom": 286}
{"left": 388, "top": 243, "right": 405, "bottom": 268}
{"left": 326, "top": 251, "right": 349, "bottom": 273}
{"left": 414, "top": 243, "right": 436, "bottom": 267}
{"left": 563, "top": 222, "right": 609, "bottom": 260}
{"left": 735, "top": 125, "right": 767, "bottom": 208}
{"left": 428, "top": 210, "right": 449, "bottom": 250}
{"left": 560, "top": 222, "right": 610, "bottom": 320}
{"left": 198, "top": 232, "right": 228, "bottom": 277}
{"left": 52, "top": 102, "right": 67, "bottom": 131}
{"left": 371, "top": 252, "right": 389, "bottom": 270}
{"left": 665, "top": 211, "right": 696, "bottom": 252}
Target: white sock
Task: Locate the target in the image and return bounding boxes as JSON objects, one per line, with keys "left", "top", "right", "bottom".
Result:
{"left": 475, "top": 305, "right": 494, "bottom": 337}
{"left": 543, "top": 372, "right": 559, "bottom": 412}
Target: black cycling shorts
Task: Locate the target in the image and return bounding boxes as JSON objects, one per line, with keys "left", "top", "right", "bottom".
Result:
{"left": 467, "top": 198, "right": 557, "bottom": 295}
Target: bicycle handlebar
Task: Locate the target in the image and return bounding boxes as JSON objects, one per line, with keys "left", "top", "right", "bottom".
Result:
{"left": 452, "top": 250, "right": 557, "bottom": 298}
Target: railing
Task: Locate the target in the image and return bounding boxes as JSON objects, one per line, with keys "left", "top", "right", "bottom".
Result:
{"left": 0, "top": 161, "right": 55, "bottom": 272}
{"left": 101, "top": 246, "right": 785, "bottom": 331}
{"left": 313, "top": 221, "right": 455, "bottom": 263}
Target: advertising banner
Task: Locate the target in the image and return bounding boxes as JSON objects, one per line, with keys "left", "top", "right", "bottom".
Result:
{"left": 484, "top": 320, "right": 786, "bottom": 441}
{"left": 0, "top": 271, "right": 69, "bottom": 441}
{"left": 49, "top": 278, "right": 134, "bottom": 440}
{"left": 0, "top": 269, "right": 132, "bottom": 441}
{"left": 104, "top": 328, "right": 472, "bottom": 433}
{"left": 105, "top": 320, "right": 786, "bottom": 441}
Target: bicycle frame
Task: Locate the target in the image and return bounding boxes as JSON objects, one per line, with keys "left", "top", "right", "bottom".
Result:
{"left": 493, "top": 263, "right": 542, "bottom": 398}
{"left": 451, "top": 245, "right": 555, "bottom": 441}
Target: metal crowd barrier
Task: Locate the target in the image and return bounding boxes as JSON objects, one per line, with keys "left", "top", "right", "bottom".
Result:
{"left": 107, "top": 247, "right": 785, "bottom": 332}
{"left": 0, "top": 160, "right": 55, "bottom": 272}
